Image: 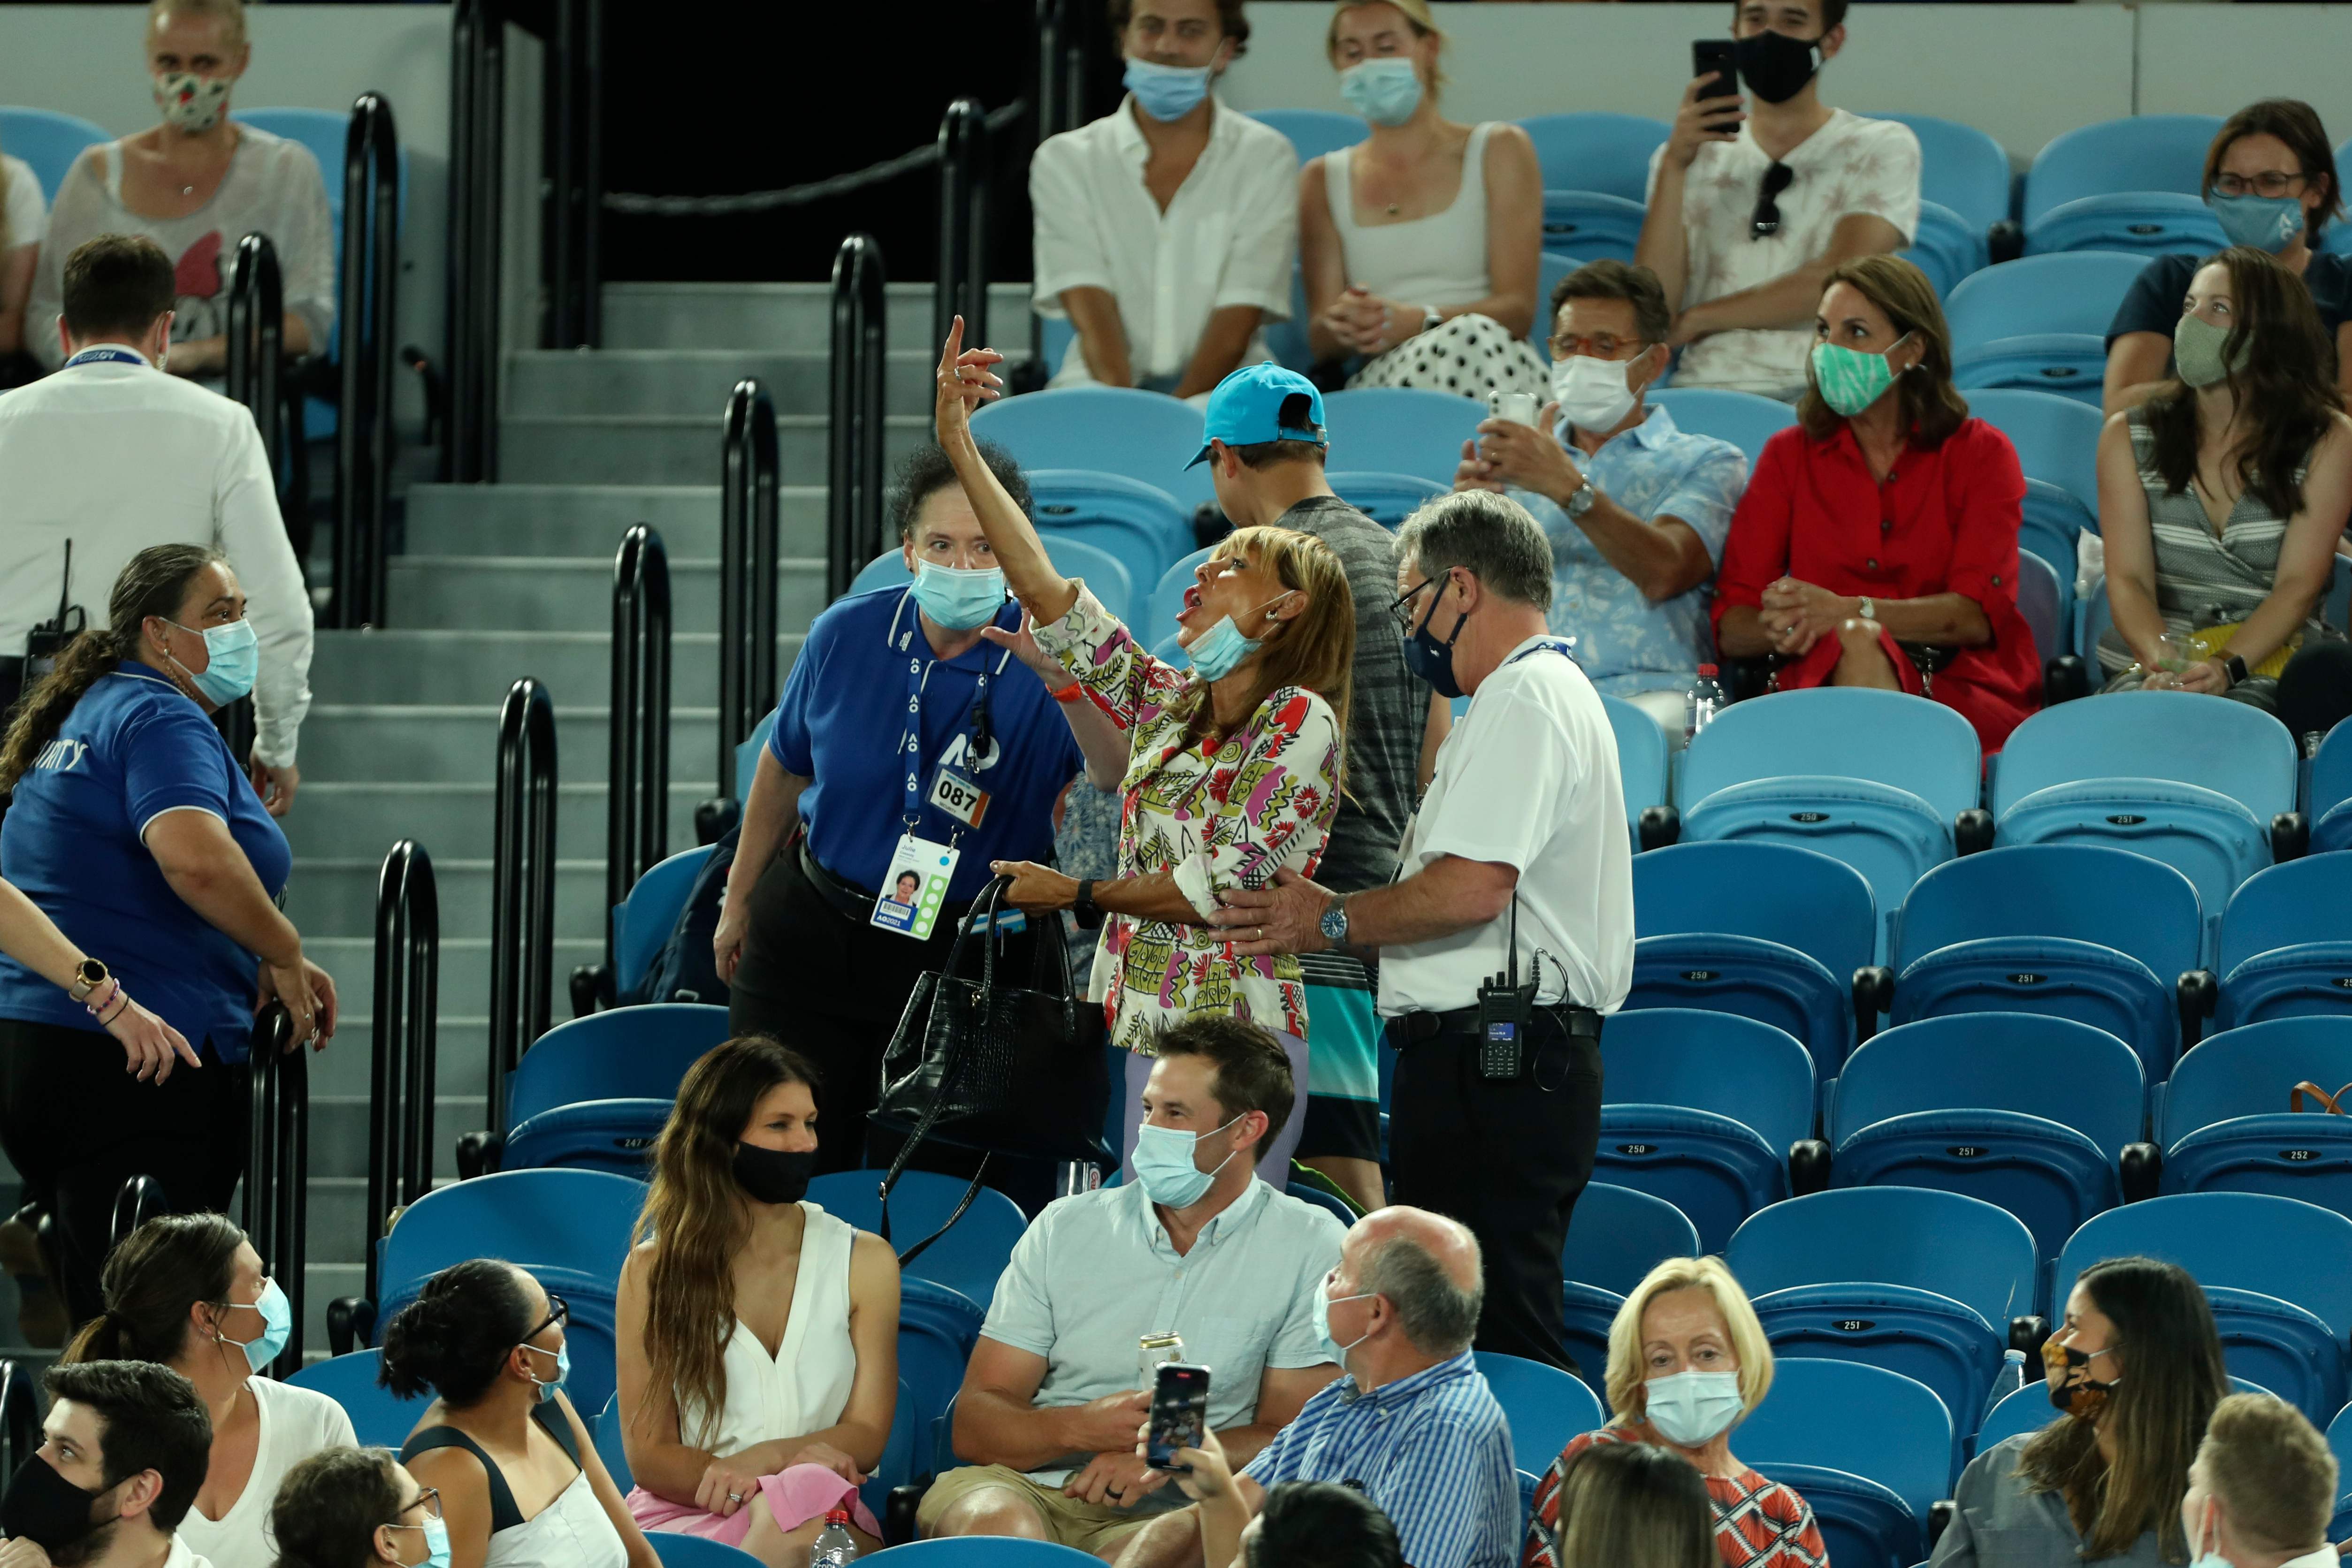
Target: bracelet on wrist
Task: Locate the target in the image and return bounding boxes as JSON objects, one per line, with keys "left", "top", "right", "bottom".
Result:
{"left": 1050, "top": 681, "right": 1084, "bottom": 704}
{"left": 82, "top": 977, "right": 120, "bottom": 1019}
{"left": 99, "top": 991, "right": 130, "bottom": 1027}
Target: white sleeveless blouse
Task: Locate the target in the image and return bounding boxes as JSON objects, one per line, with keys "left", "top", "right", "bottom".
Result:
{"left": 677, "top": 1201, "right": 860, "bottom": 1456}
{"left": 1324, "top": 122, "right": 1498, "bottom": 311}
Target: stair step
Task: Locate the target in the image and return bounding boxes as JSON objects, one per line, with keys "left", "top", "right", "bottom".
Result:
{"left": 384, "top": 555, "right": 827, "bottom": 633}
{"left": 284, "top": 781, "right": 707, "bottom": 862}
{"left": 288, "top": 857, "right": 611, "bottom": 939}
{"left": 309, "top": 629, "right": 806, "bottom": 707}
{"left": 600, "top": 281, "right": 1033, "bottom": 353}
{"left": 496, "top": 413, "right": 929, "bottom": 486}
{"left": 309, "top": 1094, "right": 504, "bottom": 1181}
{"left": 307, "top": 943, "right": 592, "bottom": 1068}
{"left": 296, "top": 703, "right": 718, "bottom": 785}
{"left": 503, "top": 349, "right": 933, "bottom": 420}
{"left": 405, "top": 483, "right": 826, "bottom": 559}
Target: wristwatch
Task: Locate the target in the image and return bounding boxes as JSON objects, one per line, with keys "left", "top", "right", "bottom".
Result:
{"left": 69, "top": 958, "right": 107, "bottom": 1003}
{"left": 2222, "top": 652, "right": 2249, "bottom": 687}
{"left": 1073, "top": 879, "right": 1100, "bottom": 925}
{"left": 1856, "top": 596, "right": 1878, "bottom": 623}
{"left": 1565, "top": 476, "right": 1598, "bottom": 521}
{"left": 1318, "top": 896, "right": 1350, "bottom": 950}
{"left": 1420, "top": 306, "right": 1444, "bottom": 335}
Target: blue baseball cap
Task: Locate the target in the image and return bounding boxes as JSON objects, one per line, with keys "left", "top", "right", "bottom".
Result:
{"left": 1186, "top": 363, "right": 1328, "bottom": 468}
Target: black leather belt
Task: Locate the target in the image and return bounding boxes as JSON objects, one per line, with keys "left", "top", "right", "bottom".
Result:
{"left": 1390, "top": 1003, "right": 1604, "bottom": 1046}
{"left": 797, "top": 839, "right": 985, "bottom": 929}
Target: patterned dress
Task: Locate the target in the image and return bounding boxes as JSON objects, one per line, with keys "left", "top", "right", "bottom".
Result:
{"left": 1523, "top": 1428, "right": 1828, "bottom": 1568}
{"left": 1033, "top": 587, "right": 1343, "bottom": 1055}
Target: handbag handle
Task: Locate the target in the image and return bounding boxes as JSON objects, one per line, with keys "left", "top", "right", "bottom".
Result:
{"left": 2291, "top": 1081, "right": 2352, "bottom": 1114}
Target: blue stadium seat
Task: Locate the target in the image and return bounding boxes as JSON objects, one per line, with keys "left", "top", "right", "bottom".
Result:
{"left": 1320, "top": 388, "right": 1487, "bottom": 489}
{"left": 860, "top": 1376, "right": 919, "bottom": 1521}
{"left": 808, "top": 1171, "right": 1025, "bottom": 1315}
{"left": 1477, "top": 1350, "right": 1604, "bottom": 1484}
{"left": 1027, "top": 470, "right": 1194, "bottom": 601}
{"left": 607, "top": 848, "right": 715, "bottom": 1002}
{"left": 1326, "top": 470, "right": 1446, "bottom": 528}
{"left": 501, "top": 1004, "right": 733, "bottom": 1176}
{"left": 0, "top": 107, "right": 109, "bottom": 208}
{"left": 2313, "top": 722, "right": 2352, "bottom": 854}
{"left": 1963, "top": 389, "right": 2103, "bottom": 517}
{"left": 1516, "top": 113, "right": 1670, "bottom": 201}
{"left": 2023, "top": 115, "right": 2225, "bottom": 226}
{"left": 1902, "top": 200, "right": 1985, "bottom": 298}
{"left": 897, "top": 1278, "right": 987, "bottom": 1472}
{"left": 2217, "top": 856, "right": 2352, "bottom": 1029}
{"left": 880, "top": 1541, "right": 1114, "bottom": 1566}
{"left": 2027, "top": 192, "right": 2229, "bottom": 260}
{"left": 1560, "top": 1182, "right": 1700, "bottom": 1389}
{"left": 1535, "top": 252, "right": 1580, "bottom": 353}
{"left": 2017, "top": 550, "right": 2067, "bottom": 667}
{"left": 285, "top": 1349, "right": 430, "bottom": 1447}
{"left": 1737, "top": 1359, "right": 1953, "bottom": 1564}
{"left": 1993, "top": 693, "right": 2300, "bottom": 961}
{"left": 1595, "top": 1010, "right": 1814, "bottom": 1252}
{"left": 1628, "top": 841, "right": 1877, "bottom": 1084}
{"left": 1863, "top": 113, "right": 2014, "bottom": 236}
{"left": 851, "top": 540, "right": 1136, "bottom": 627}
{"left": 2054, "top": 1192, "right": 2352, "bottom": 1422}
{"left": 2159, "top": 1019, "right": 2352, "bottom": 1218}
{"left": 1646, "top": 388, "right": 1796, "bottom": 467}
{"left": 1145, "top": 548, "right": 1217, "bottom": 646}
{"left": 971, "top": 388, "right": 1212, "bottom": 509}
{"left": 1244, "top": 108, "right": 1367, "bottom": 166}
{"left": 2017, "top": 485, "right": 2092, "bottom": 617}
{"left": 1601, "top": 693, "right": 1672, "bottom": 850}
{"left": 1888, "top": 845, "right": 2203, "bottom": 1088}
{"left": 593, "top": 1391, "right": 633, "bottom": 1492}
{"left": 1752, "top": 1464, "right": 1919, "bottom": 1568}
{"left": 737, "top": 713, "right": 772, "bottom": 805}
{"left": 1291, "top": 1183, "right": 1357, "bottom": 1228}
{"left": 1947, "top": 253, "right": 2153, "bottom": 406}
{"left": 1540, "top": 190, "right": 1643, "bottom": 265}
{"left": 1978, "top": 1373, "right": 2276, "bottom": 1461}
{"left": 650, "top": 1536, "right": 765, "bottom": 1566}
{"left": 1829, "top": 1014, "right": 2145, "bottom": 1269}
{"left": 1679, "top": 689, "right": 1983, "bottom": 962}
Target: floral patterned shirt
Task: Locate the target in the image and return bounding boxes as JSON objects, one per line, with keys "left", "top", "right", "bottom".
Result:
{"left": 1034, "top": 586, "right": 1342, "bottom": 1054}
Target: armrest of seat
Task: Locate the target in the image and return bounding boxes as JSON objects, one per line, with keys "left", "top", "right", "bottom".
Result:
{"left": 886, "top": 1480, "right": 932, "bottom": 1546}
{"left": 2009, "top": 1314, "right": 2048, "bottom": 1358}
{"left": 2120, "top": 1141, "right": 2161, "bottom": 1203}
{"left": 1930, "top": 1499, "right": 1957, "bottom": 1550}
{"left": 1852, "top": 965, "right": 1893, "bottom": 1046}
{"left": 1988, "top": 219, "right": 2024, "bottom": 266}
{"left": 2273, "top": 811, "right": 2309, "bottom": 862}
{"left": 2176, "top": 968, "right": 2217, "bottom": 1062}
{"left": 1638, "top": 805, "right": 1681, "bottom": 852}
{"left": 569, "top": 964, "right": 609, "bottom": 1019}
{"left": 695, "top": 797, "right": 743, "bottom": 847}
{"left": 325, "top": 1296, "right": 374, "bottom": 1355}
{"left": 2043, "top": 655, "right": 2088, "bottom": 706}
{"left": 1955, "top": 808, "right": 1995, "bottom": 855}
{"left": 455, "top": 1130, "right": 504, "bottom": 1181}
{"left": 1788, "top": 1139, "right": 1832, "bottom": 1197}
{"left": 1718, "top": 656, "right": 1776, "bottom": 704}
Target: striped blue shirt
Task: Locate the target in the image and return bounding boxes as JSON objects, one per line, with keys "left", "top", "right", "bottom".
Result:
{"left": 1240, "top": 1350, "right": 1518, "bottom": 1568}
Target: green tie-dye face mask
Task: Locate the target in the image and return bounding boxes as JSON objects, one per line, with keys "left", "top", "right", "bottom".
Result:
{"left": 1810, "top": 333, "right": 1914, "bottom": 418}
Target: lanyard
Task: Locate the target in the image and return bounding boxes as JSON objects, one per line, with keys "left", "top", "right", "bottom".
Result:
{"left": 62, "top": 347, "right": 146, "bottom": 369}
{"left": 1505, "top": 638, "right": 1580, "bottom": 668}
{"left": 892, "top": 597, "right": 1010, "bottom": 838}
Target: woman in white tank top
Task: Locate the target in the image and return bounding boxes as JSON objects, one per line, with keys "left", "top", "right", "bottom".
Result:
{"left": 616, "top": 1037, "right": 901, "bottom": 1566}
{"left": 1301, "top": 0, "right": 1548, "bottom": 401}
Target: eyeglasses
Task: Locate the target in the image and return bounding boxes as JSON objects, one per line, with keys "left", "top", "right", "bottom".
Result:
{"left": 521, "top": 1294, "right": 569, "bottom": 1345}
{"left": 2212, "top": 170, "right": 2308, "bottom": 199}
{"left": 1388, "top": 577, "right": 1438, "bottom": 637}
{"left": 1548, "top": 333, "right": 1649, "bottom": 360}
{"left": 1752, "top": 161, "right": 1795, "bottom": 240}
{"left": 392, "top": 1488, "right": 444, "bottom": 1527}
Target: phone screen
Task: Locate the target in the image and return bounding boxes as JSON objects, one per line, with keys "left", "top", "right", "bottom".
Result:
{"left": 1692, "top": 39, "right": 1740, "bottom": 108}
{"left": 1146, "top": 1363, "right": 1212, "bottom": 1472}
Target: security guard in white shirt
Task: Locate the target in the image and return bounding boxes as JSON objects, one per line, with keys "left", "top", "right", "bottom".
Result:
{"left": 1214, "top": 489, "right": 1634, "bottom": 1371}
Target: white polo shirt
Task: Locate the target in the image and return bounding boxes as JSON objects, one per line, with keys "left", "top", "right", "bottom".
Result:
{"left": 1378, "top": 638, "right": 1634, "bottom": 1017}
{"left": 1031, "top": 96, "right": 1297, "bottom": 387}
{"left": 0, "top": 349, "right": 314, "bottom": 767}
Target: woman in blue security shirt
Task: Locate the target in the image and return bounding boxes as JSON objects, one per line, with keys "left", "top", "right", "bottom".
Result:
{"left": 714, "top": 441, "right": 1090, "bottom": 1187}
{"left": 0, "top": 542, "right": 338, "bottom": 1333}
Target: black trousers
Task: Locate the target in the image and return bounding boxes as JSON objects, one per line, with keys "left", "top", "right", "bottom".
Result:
{"left": 0, "top": 1018, "right": 250, "bottom": 1327}
{"left": 727, "top": 845, "right": 1060, "bottom": 1213}
{"left": 1387, "top": 1012, "right": 1603, "bottom": 1373}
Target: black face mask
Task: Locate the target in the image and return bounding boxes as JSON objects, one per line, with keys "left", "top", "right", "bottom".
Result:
{"left": 732, "top": 1142, "right": 816, "bottom": 1207}
{"left": 1401, "top": 593, "right": 1469, "bottom": 700}
{"left": 1732, "top": 29, "right": 1821, "bottom": 105}
{"left": 0, "top": 1454, "right": 103, "bottom": 1555}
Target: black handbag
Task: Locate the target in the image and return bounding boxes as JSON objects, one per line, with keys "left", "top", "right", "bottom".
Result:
{"left": 870, "top": 875, "right": 1110, "bottom": 1262}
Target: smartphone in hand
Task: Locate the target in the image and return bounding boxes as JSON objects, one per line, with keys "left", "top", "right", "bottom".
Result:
{"left": 1692, "top": 39, "right": 1741, "bottom": 119}
{"left": 1146, "top": 1363, "right": 1212, "bottom": 1472}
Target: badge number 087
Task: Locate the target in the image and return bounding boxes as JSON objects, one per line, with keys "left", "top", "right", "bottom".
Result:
{"left": 930, "top": 766, "right": 989, "bottom": 828}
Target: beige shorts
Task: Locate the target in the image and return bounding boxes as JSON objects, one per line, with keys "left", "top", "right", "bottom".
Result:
{"left": 916, "top": 1464, "right": 1168, "bottom": 1554}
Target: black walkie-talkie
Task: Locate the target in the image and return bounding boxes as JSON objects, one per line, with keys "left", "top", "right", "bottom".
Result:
{"left": 1475, "top": 897, "right": 1537, "bottom": 1081}
{"left": 24, "top": 541, "right": 84, "bottom": 681}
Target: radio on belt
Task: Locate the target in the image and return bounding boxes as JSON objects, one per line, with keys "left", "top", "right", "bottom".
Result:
{"left": 1476, "top": 898, "right": 1540, "bottom": 1082}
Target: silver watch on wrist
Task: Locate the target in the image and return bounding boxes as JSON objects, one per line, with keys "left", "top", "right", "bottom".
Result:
{"left": 1565, "top": 477, "right": 1598, "bottom": 521}
{"left": 1420, "top": 306, "right": 1443, "bottom": 335}
{"left": 1318, "top": 895, "right": 1350, "bottom": 948}
{"left": 1856, "top": 596, "right": 1878, "bottom": 623}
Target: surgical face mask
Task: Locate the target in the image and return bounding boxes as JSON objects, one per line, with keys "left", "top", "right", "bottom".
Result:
{"left": 2043, "top": 1335, "right": 2120, "bottom": 1419}
{"left": 2174, "top": 312, "right": 2245, "bottom": 390}
{"left": 154, "top": 71, "right": 232, "bottom": 135}
{"left": 517, "top": 1337, "right": 570, "bottom": 1404}
{"left": 1400, "top": 583, "right": 1468, "bottom": 700}
{"left": 1810, "top": 335, "right": 1911, "bottom": 419}
{"left": 908, "top": 562, "right": 1007, "bottom": 632}
{"left": 1186, "top": 591, "right": 1293, "bottom": 683}
{"left": 2186, "top": 1497, "right": 2227, "bottom": 1568}
{"left": 1131, "top": 1115, "right": 1244, "bottom": 1209}
{"left": 1551, "top": 352, "right": 1645, "bottom": 434}
{"left": 0, "top": 1453, "right": 102, "bottom": 1554}
{"left": 1643, "top": 1368, "right": 1746, "bottom": 1447}
{"left": 1338, "top": 58, "right": 1423, "bottom": 128}
{"left": 415, "top": 1515, "right": 453, "bottom": 1568}
{"left": 732, "top": 1142, "right": 815, "bottom": 1207}
{"left": 1124, "top": 58, "right": 1214, "bottom": 123}
{"left": 2208, "top": 191, "right": 2305, "bottom": 254}
{"left": 1312, "top": 1276, "right": 1376, "bottom": 1367}
{"left": 1732, "top": 30, "right": 1821, "bottom": 105}
{"left": 159, "top": 616, "right": 259, "bottom": 706}
{"left": 216, "top": 1276, "right": 292, "bottom": 1375}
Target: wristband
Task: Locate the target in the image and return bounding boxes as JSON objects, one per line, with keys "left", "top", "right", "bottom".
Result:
{"left": 82, "top": 977, "right": 120, "bottom": 1019}
{"left": 1050, "top": 681, "right": 1084, "bottom": 704}
{"left": 99, "top": 991, "right": 130, "bottom": 1027}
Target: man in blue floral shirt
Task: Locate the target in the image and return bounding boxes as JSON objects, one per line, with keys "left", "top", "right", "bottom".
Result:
{"left": 1456, "top": 259, "right": 1748, "bottom": 741}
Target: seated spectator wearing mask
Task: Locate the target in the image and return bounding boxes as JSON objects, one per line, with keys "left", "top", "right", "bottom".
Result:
{"left": 1031, "top": 0, "right": 1295, "bottom": 399}
{"left": 1932, "top": 1256, "right": 2228, "bottom": 1568}
{"left": 26, "top": 0, "right": 331, "bottom": 379}
{"left": 0, "top": 136, "right": 45, "bottom": 379}
{"left": 919, "top": 1017, "right": 1343, "bottom": 1554}
{"left": 1524, "top": 1257, "right": 1825, "bottom": 1568}
{"left": 1299, "top": 0, "right": 1547, "bottom": 401}
{"left": 1116, "top": 1206, "right": 1517, "bottom": 1568}
{"left": 2179, "top": 1394, "right": 2337, "bottom": 1568}
{"left": 268, "top": 1447, "right": 450, "bottom": 1568}
{"left": 2096, "top": 246, "right": 2352, "bottom": 714}
{"left": 1456, "top": 260, "right": 1748, "bottom": 742}
{"left": 2107, "top": 102, "right": 2352, "bottom": 414}
{"left": 1715, "top": 255, "right": 2039, "bottom": 751}
{"left": 1638, "top": 0, "right": 1918, "bottom": 398}
{"left": 61, "top": 1214, "right": 350, "bottom": 1567}
{"left": 617, "top": 1038, "right": 897, "bottom": 1561}
{"left": 0, "top": 1358, "right": 215, "bottom": 1568}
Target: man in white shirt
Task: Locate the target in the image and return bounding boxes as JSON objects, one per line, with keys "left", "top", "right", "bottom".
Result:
{"left": 0, "top": 1358, "right": 218, "bottom": 1568}
{"left": 2174, "top": 1393, "right": 2337, "bottom": 1568}
{"left": 0, "top": 234, "right": 311, "bottom": 814}
{"left": 1636, "top": 0, "right": 1919, "bottom": 396}
{"left": 1213, "top": 490, "right": 1634, "bottom": 1373}
{"left": 1030, "top": 0, "right": 1297, "bottom": 398}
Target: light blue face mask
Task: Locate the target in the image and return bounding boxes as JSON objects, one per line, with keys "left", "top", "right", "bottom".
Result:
{"left": 1132, "top": 1114, "right": 1243, "bottom": 1208}
{"left": 218, "top": 1277, "right": 292, "bottom": 1375}
{"left": 1643, "top": 1368, "right": 1745, "bottom": 1447}
{"left": 1124, "top": 58, "right": 1214, "bottom": 123}
{"left": 1339, "top": 58, "right": 1423, "bottom": 128}
{"left": 2208, "top": 191, "right": 2305, "bottom": 254}
{"left": 518, "top": 1338, "right": 570, "bottom": 1404}
{"left": 1311, "top": 1275, "right": 1376, "bottom": 1368}
{"left": 1185, "top": 590, "right": 1294, "bottom": 682}
{"left": 160, "top": 616, "right": 258, "bottom": 706}
{"left": 399, "top": 1515, "right": 452, "bottom": 1568}
{"left": 908, "top": 562, "right": 1007, "bottom": 631}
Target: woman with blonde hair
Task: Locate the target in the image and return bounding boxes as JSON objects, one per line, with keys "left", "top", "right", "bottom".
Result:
{"left": 938, "top": 324, "right": 1354, "bottom": 1183}
{"left": 1523, "top": 1256, "right": 1825, "bottom": 1568}
{"left": 613, "top": 1036, "right": 897, "bottom": 1564}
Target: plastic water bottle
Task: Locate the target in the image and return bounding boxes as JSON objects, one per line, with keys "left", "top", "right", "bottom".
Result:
{"left": 1685, "top": 664, "right": 1725, "bottom": 745}
{"left": 810, "top": 1509, "right": 858, "bottom": 1567}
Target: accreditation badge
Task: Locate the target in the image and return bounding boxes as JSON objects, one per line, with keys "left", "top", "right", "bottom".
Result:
{"left": 871, "top": 833, "right": 959, "bottom": 940}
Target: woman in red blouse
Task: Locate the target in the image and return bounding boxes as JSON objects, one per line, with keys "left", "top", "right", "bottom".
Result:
{"left": 1713, "top": 255, "right": 2039, "bottom": 750}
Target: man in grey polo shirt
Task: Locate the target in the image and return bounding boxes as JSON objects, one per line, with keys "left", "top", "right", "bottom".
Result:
{"left": 920, "top": 1016, "right": 1344, "bottom": 1554}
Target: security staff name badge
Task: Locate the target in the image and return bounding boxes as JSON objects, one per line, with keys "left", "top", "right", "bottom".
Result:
{"left": 871, "top": 833, "right": 959, "bottom": 940}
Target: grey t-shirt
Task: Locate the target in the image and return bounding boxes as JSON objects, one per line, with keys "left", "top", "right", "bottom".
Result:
{"left": 1275, "top": 494, "right": 1423, "bottom": 894}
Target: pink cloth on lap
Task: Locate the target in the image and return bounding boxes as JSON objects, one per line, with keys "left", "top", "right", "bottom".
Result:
{"left": 627, "top": 1465, "right": 880, "bottom": 1545}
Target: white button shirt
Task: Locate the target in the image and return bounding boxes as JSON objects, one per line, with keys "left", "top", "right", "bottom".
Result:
{"left": 1031, "top": 96, "right": 1297, "bottom": 387}
{"left": 0, "top": 349, "right": 314, "bottom": 766}
{"left": 1379, "top": 638, "right": 1634, "bottom": 1017}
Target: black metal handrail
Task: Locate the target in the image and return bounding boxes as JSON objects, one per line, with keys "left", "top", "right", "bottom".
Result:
{"left": 367, "top": 840, "right": 438, "bottom": 1297}
{"left": 225, "top": 233, "right": 284, "bottom": 480}
{"left": 705, "top": 383, "right": 779, "bottom": 841}
{"left": 0, "top": 1362, "right": 37, "bottom": 1484}
{"left": 1033, "top": 0, "right": 1085, "bottom": 148}
{"left": 445, "top": 0, "right": 505, "bottom": 481}
{"left": 935, "top": 99, "right": 992, "bottom": 355}
{"left": 578, "top": 526, "right": 669, "bottom": 1005}
{"left": 486, "top": 679, "right": 556, "bottom": 1140}
{"left": 543, "top": 0, "right": 603, "bottom": 350}
{"left": 244, "top": 1003, "right": 307, "bottom": 1376}
{"left": 827, "top": 236, "right": 887, "bottom": 603}
{"left": 332, "top": 93, "right": 402, "bottom": 630}
{"left": 109, "top": 1175, "right": 166, "bottom": 1252}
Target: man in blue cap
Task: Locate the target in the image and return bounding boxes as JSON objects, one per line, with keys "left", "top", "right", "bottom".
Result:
{"left": 1187, "top": 362, "right": 1440, "bottom": 1214}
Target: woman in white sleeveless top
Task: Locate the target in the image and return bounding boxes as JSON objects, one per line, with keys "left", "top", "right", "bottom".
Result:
{"left": 616, "top": 1036, "right": 901, "bottom": 1566}
{"left": 1300, "top": 0, "right": 1546, "bottom": 400}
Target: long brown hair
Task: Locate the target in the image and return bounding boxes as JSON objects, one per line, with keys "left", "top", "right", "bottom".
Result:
{"left": 2143, "top": 245, "right": 2341, "bottom": 520}
{"left": 1798, "top": 253, "right": 1971, "bottom": 450}
{"left": 632, "top": 1036, "right": 822, "bottom": 1436}
{"left": 1182, "top": 525, "right": 1355, "bottom": 766}
{"left": 0, "top": 543, "right": 221, "bottom": 793}
{"left": 61, "top": 1213, "right": 245, "bottom": 1367}
{"left": 2016, "top": 1256, "right": 2228, "bottom": 1562}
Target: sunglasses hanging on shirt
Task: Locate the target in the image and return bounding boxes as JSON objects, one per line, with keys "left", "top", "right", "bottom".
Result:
{"left": 1752, "top": 161, "right": 1795, "bottom": 240}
